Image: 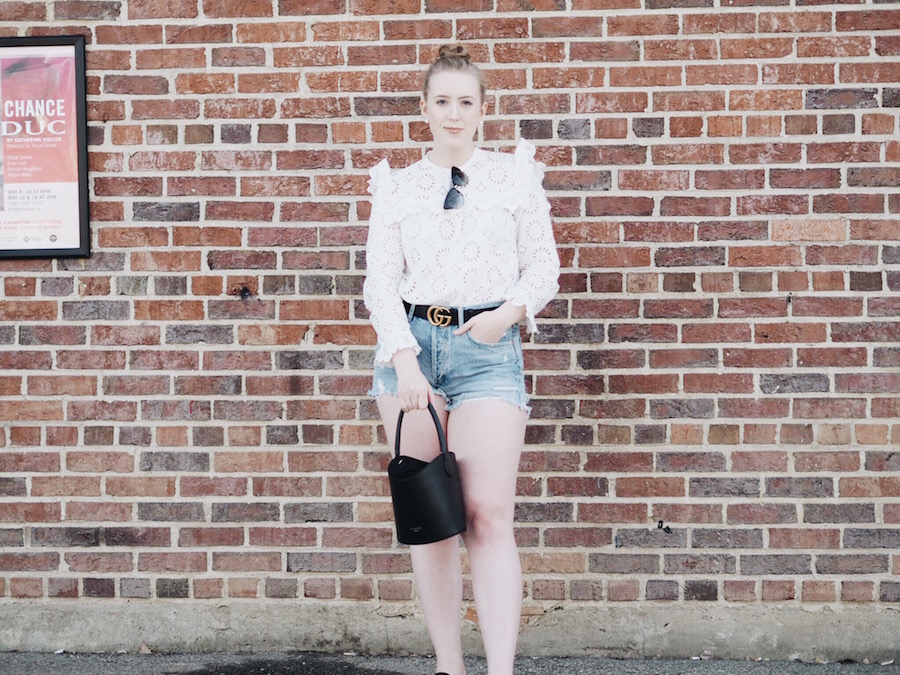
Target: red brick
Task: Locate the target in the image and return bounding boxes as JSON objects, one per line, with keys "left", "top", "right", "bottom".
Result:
{"left": 95, "top": 24, "right": 162, "bottom": 44}
{"left": 688, "top": 65, "right": 758, "bottom": 86}
{"left": 607, "top": 579, "right": 640, "bottom": 602}
{"left": 226, "top": 578, "right": 259, "bottom": 598}
{"left": 842, "top": 581, "right": 874, "bottom": 603}
{"left": 0, "top": 302, "right": 57, "bottom": 322}
{"left": 728, "top": 504, "right": 796, "bottom": 525}
{"left": 576, "top": 92, "right": 648, "bottom": 114}
{"left": 732, "top": 451, "right": 788, "bottom": 472}
{"left": 729, "top": 246, "right": 803, "bottom": 267}
{"left": 840, "top": 477, "right": 900, "bottom": 498}
{"left": 759, "top": 10, "right": 831, "bottom": 33}
{"left": 722, "top": 37, "right": 796, "bottom": 59}
{"left": 32, "top": 477, "right": 101, "bottom": 497}
{"left": 684, "top": 13, "right": 755, "bottom": 34}
{"left": 609, "top": 66, "right": 682, "bottom": 88}
{"left": 615, "top": 477, "right": 684, "bottom": 498}
{"left": 799, "top": 36, "right": 872, "bottom": 59}
{"left": 836, "top": 9, "right": 900, "bottom": 32}
{"left": 579, "top": 503, "right": 647, "bottom": 523}
{"left": 724, "top": 580, "right": 757, "bottom": 602}
{"left": 0, "top": 452, "right": 61, "bottom": 472}
{"left": 10, "top": 578, "right": 44, "bottom": 598}
{"left": 808, "top": 142, "right": 881, "bottom": 164}
{"left": 764, "top": 64, "right": 835, "bottom": 86}
{"left": 732, "top": 90, "right": 804, "bottom": 111}
{"left": 608, "top": 14, "right": 678, "bottom": 36}
{"left": 738, "top": 195, "right": 809, "bottom": 216}
{"left": 661, "top": 197, "right": 730, "bottom": 217}
{"left": 0, "top": 2, "right": 46, "bottom": 20}
{"left": 125, "top": 0, "right": 195, "bottom": 17}
{"left": 769, "top": 528, "right": 840, "bottom": 549}
{"left": 580, "top": 247, "right": 651, "bottom": 269}
{"left": 203, "top": 0, "right": 272, "bottom": 17}
{"left": 66, "top": 502, "right": 133, "bottom": 522}
{"left": 248, "top": 527, "right": 317, "bottom": 547}
{"left": 653, "top": 144, "right": 724, "bottom": 165}
{"left": 762, "top": 580, "right": 795, "bottom": 602}
{"left": 106, "top": 477, "right": 175, "bottom": 497}
{"left": 802, "top": 581, "right": 836, "bottom": 603}
{"left": 65, "top": 553, "right": 132, "bottom": 573}
{"left": 770, "top": 169, "right": 842, "bottom": 190}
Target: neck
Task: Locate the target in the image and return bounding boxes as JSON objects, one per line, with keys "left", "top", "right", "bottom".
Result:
{"left": 428, "top": 143, "right": 476, "bottom": 168}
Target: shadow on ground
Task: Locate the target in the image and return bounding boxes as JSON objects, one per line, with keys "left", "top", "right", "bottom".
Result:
{"left": 178, "top": 652, "right": 399, "bottom": 675}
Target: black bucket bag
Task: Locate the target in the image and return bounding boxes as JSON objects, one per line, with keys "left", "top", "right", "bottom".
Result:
{"left": 387, "top": 402, "right": 467, "bottom": 545}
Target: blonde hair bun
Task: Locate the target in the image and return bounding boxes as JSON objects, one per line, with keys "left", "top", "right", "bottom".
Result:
{"left": 438, "top": 44, "right": 470, "bottom": 62}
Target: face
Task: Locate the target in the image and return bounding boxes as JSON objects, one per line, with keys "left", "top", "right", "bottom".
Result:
{"left": 421, "top": 70, "right": 486, "bottom": 153}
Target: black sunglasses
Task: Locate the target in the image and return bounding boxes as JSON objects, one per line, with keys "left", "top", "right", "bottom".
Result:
{"left": 443, "top": 166, "right": 468, "bottom": 210}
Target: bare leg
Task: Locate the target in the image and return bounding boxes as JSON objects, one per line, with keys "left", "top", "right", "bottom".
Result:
{"left": 377, "top": 395, "right": 466, "bottom": 675}
{"left": 449, "top": 399, "right": 526, "bottom": 675}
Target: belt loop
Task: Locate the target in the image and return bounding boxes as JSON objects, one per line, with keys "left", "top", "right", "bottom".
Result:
{"left": 405, "top": 301, "right": 415, "bottom": 321}
{"left": 457, "top": 306, "right": 466, "bottom": 325}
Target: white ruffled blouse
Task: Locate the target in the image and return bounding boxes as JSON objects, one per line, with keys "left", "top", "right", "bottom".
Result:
{"left": 363, "top": 139, "right": 560, "bottom": 365}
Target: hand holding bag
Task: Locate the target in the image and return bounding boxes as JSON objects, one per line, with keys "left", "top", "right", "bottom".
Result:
{"left": 387, "top": 402, "right": 467, "bottom": 545}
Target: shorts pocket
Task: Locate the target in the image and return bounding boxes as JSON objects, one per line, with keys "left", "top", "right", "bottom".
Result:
{"left": 463, "top": 326, "right": 516, "bottom": 349}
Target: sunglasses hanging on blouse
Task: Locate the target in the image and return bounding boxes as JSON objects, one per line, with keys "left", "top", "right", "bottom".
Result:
{"left": 443, "top": 166, "right": 468, "bottom": 210}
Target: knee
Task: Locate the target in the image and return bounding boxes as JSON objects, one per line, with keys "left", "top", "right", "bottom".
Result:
{"left": 464, "top": 500, "right": 514, "bottom": 544}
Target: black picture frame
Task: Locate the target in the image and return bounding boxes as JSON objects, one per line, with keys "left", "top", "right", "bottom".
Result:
{"left": 0, "top": 35, "right": 90, "bottom": 259}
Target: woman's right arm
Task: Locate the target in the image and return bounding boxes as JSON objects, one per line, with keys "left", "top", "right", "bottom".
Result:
{"left": 363, "top": 161, "right": 430, "bottom": 409}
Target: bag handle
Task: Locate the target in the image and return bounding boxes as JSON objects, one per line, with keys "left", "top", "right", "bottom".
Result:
{"left": 394, "top": 401, "right": 449, "bottom": 460}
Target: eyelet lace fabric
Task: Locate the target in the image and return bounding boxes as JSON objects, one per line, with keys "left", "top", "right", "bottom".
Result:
{"left": 364, "top": 139, "right": 560, "bottom": 365}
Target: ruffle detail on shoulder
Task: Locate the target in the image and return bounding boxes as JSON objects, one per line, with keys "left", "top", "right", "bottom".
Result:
{"left": 465, "top": 139, "right": 549, "bottom": 215}
{"left": 514, "top": 139, "right": 544, "bottom": 177}
{"left": 367, "top": 158, "right": 392, "bottom": 198}
{"left": 513, "top": 139, "right": 551, "bottom": 216}
{"left": 368, "top": 159, "right": 444, "bottom": 226}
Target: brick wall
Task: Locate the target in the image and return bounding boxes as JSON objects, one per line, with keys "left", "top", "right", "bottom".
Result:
{"left": 1, "top": 0, "right": 899, "bottom": 654}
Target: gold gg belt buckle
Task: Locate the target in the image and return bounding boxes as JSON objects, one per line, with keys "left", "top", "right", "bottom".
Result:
{"left": 426, "top": 305, "right": 453, "bottom": 327}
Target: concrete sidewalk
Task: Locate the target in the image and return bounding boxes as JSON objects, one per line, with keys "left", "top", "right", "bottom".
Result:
{"left": 0, "top": 652, "right": 893, "bottom": 675}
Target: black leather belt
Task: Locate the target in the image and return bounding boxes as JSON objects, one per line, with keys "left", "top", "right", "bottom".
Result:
{"left": 403, "top": 301, "right": 500, "bottom": 327}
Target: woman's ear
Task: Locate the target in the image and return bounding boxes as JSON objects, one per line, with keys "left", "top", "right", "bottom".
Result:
{"left": 420, "top": 98, "right": 427, "bottom": 116}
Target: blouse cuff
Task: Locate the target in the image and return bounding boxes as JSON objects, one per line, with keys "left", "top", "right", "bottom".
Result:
{"left": 503, "top": 288, "right": 538, "bottom": 333}
{"left": 373, "top": 331, "right": 421, "bottom": 367}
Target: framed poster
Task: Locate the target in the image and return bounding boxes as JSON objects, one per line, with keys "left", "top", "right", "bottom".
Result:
{"left": 0, "top": 35, "right": 89, "bottom": 259}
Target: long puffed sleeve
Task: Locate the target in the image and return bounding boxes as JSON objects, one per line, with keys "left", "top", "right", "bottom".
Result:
{"left": 362, "top": 159, "right": 421, "bottom": 366}
{"left": 502, "top": 141, "right": 560, "bottom": 332}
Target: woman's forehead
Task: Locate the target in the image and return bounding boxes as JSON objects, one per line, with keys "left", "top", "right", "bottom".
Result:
{"left": 427, "top": 70, "right": 481, "bottom": 97}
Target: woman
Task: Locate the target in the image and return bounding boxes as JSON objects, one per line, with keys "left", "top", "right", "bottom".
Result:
{"left": 363, "top": 44, "right": 559, "bottom": 675}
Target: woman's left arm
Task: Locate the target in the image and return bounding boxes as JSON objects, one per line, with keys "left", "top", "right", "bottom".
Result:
{"left": 456, "top": 148, "right": 560, "bottom": 342}
{"left": 500, "top": 148, "right": 560, "bottom": 331}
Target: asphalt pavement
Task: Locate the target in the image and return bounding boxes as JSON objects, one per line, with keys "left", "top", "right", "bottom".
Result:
{"left": 0, "top": 652, "right": 895, "bottom": 675}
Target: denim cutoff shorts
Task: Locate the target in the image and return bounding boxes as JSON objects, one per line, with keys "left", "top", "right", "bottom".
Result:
{"left": 369, "top": 303, "right": 530, "bottom": 414}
